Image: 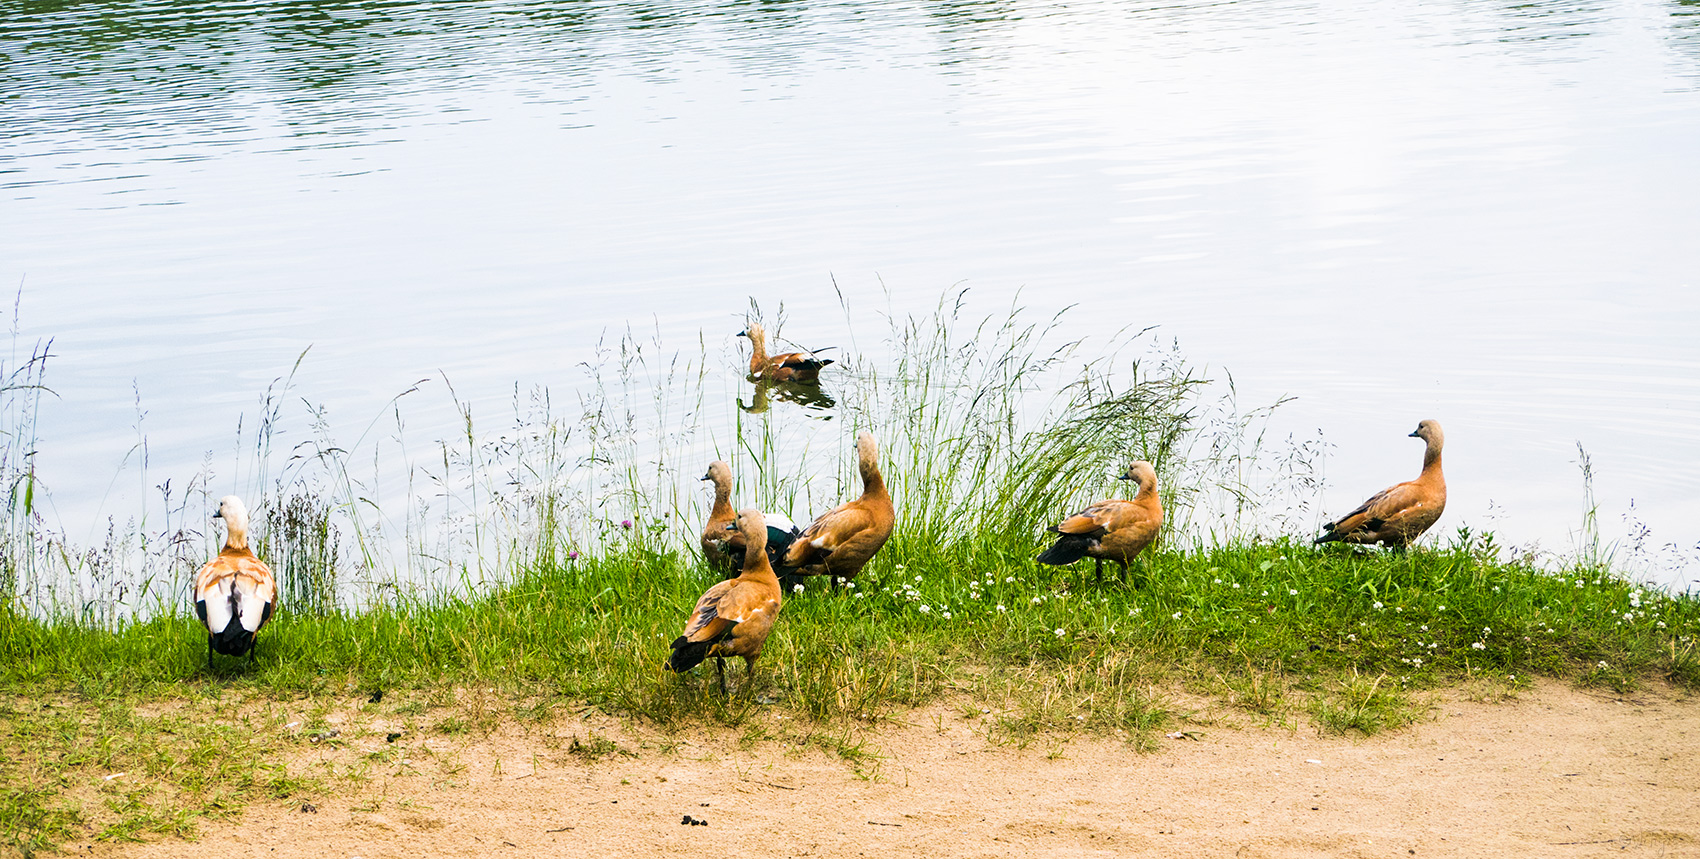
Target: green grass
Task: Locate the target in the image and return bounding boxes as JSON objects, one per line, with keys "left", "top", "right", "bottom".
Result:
{"left": 3, "top": 535, "right": 1696, "bottom": 850}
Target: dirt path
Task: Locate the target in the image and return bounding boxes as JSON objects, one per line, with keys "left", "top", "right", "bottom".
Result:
{"left": 93, "top": 680, "right": 1697, "bottom": 858}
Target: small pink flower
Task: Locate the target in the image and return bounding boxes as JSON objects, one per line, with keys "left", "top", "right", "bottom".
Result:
{"left": 621, "top": 519, "right": 633, "bottom": 529}
{"left": 567, "top": 550, "right": 580, "bottom": 561}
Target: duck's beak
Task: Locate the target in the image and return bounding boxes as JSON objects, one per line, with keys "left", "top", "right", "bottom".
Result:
{"left": 701, "top": 474, "right": 713, "bottom": 481}
{"left": 213, "top": 509, "right": 223, "bottom": 519}
{"left": 1116, "top": 473, "right": 1134, "bottom": 480}
{"left": 725, "top": 522, "right": 738, "bottom": 531}
{"left": 1408, "top": 429, "right": 1422, "bottom": 438}
{"left": 737, "top": 330, "right": 749, "bottom": 338}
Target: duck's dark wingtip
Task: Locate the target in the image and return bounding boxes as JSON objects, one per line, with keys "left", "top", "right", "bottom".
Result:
{"left": 666, "top": 636, "right": 713, "bottom": 673}
{"left": 1036, "top": 533, "right": 1092, "bottom": 566}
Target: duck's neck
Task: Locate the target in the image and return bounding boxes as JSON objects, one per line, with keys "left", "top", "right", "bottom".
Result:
{"left": 711, "top": 481, "right": 733, "bottom": 520}
{"left": 1420, "top": 445, "right": 1443, "bottom": 478}
{"left": 223, "top": 525, "right": 250, "bottom": 554}
{"left": 860, "top": 462, "right": 889, "bottom": 501}
{"left": 738, "top": 549, "right": 779, "bottom": 588}
{"left": 1419, "top": 431, "right": 1444, "bottom": 478}
{"left": 1135, "top": 476, "right": 1160, "bottom": 507}
{"left": 747, "top": 327, "right": 769, "bottom": 365}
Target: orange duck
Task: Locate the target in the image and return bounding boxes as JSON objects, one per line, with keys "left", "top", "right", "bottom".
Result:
{"left": 738, "top": 322, "right": 834, "bottom": 383}
{"left": 699, "top": 460, "right": 799, "bottom": 578}
{"left": 780, "top": 431, "right": 895, "bottom": 588}
{"left": 1037, "top": 460, "right": 1164, "bottom": 583}
{"left": 668, "top": 508, "right": 785, "bottom": 693}
{"left": 193, "top": 495, "right": 278, "bottom": 664}
{"left": 1315, "top": 419, "right": 1446, "bottom": 548}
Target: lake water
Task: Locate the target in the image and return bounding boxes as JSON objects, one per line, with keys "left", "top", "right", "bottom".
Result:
{"left": 3, "top": 0, "right": 1698, "bottom": 599}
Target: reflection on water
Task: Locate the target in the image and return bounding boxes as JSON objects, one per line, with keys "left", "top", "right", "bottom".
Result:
{"left": 740, "top": 377, "right": 837, "bottom": 415}
{"left": 2, "top": 0, "right": 1699, "bottom": 595}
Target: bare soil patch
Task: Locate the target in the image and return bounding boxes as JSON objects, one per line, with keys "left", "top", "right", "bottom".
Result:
{"left": 83, "top": 680, "right": 1698, "bottom": 858}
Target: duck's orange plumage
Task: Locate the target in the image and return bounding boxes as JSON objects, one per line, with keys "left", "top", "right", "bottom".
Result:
{"left": 1315, "top": 419, "right": 1446, "bottom": 548}
{"left": 668, "top": 508, "right": 785, "bottom": 692}
{"left": 193, "top": 495, "right": 277, "bottom": 661}
{"left": 781, "top": 431, "right": 894, "bottom": 586}
{"left": 700, "top": 460, "right": 739, "bottom": 574}
{"left": 1037, "top": 460, "right": 1163, "bottom": 582}
{"left": 738, "top": 322, "right": 834, "bottom": 383}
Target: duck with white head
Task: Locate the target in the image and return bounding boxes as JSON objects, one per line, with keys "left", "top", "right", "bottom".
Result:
{"left": 193, "top": 495, "right": 278, "bottom": 665}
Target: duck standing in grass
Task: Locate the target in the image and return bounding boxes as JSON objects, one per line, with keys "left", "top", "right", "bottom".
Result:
{"left": 1037, "top": 460, "right": 1163, "bottom": 583}
{"left": 193, "top": 495, "right": 277, "bottom": 665}
{"left": 1315, "top": 419, "right": 1446, "bottom": 548}
{"left": 699, "top": 460, "right": 800, "bottom": 578}
{"left": 780, "top": 431, "right": 895, "bottom": 588}
{"left": 738, "top": 322, "right": 834, "bottom": 383}
{"left": 668, "top": 508, "right": 784, "bottom": 693}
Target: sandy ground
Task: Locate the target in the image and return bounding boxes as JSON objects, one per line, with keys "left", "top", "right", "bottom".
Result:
{"left": 88, "top": 680, "right": 1698, "bottom": 859}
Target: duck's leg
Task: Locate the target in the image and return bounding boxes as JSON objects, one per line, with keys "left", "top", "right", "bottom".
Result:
{"left": 206, "top": 638, "right": 215, "bottom": 672}
{"left": 1094, "top": 558, "right": 1104, "bottom": 584}
{"left": 716, "top": 657, "right": 727, "bottom": 695}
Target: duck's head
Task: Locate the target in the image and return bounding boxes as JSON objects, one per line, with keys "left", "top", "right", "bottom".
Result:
{"left": 856, "top": 430, "right": 880, "bottom": 467}
{"left": 702, "top": 460, "right": 732, "bottom": 486}
{"left": 1409, "top": 420, "right": 1443, "bottom": 446}
{"left": 214, "top": 495, "right": 251, "bottom": 549}
{"left": 738, "top": 323, "right": 764, "bottom": 341}
{"left": 1117, "top": 461, "right": 1158, "bottom": 490}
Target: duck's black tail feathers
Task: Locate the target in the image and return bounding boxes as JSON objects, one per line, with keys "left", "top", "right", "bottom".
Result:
{"left": 1036, "top": 533, "right": 1093, "bottom": 566}
{"left": 197, "top": 603, "right": 257, "bottom": 656}
{"left": 667, "top": 636, "right": 714, "bottom": 673}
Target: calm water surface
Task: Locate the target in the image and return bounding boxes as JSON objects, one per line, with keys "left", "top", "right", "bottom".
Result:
{"left": 3, "top": 0, "right": 1698, "bottom": 590}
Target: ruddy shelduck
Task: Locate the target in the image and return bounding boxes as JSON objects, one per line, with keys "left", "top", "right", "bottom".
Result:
{"left": 700, "top": 460, "right": 799, "bottom": 578}
{"left": 780, "top": 431, "right": 895, "bottom": 587}
{"left": 193, "top": 495, "right": 278, "bottom": 663}
{"left": 1315, "top": 419, "right": 1446, "bottom": 548}
{"left": 668, "top": 508, "right": 785, "bottom": 693}
{"left": 1037, "top": 460, "right": 1164, "bottom": 583}
{"left": 738, "top": 322, "right": 834, "bottom": 383}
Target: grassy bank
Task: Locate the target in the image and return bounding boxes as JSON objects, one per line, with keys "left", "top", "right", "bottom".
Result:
{"left": 4, "top": 533, "right": 1696, "bottom": 852}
